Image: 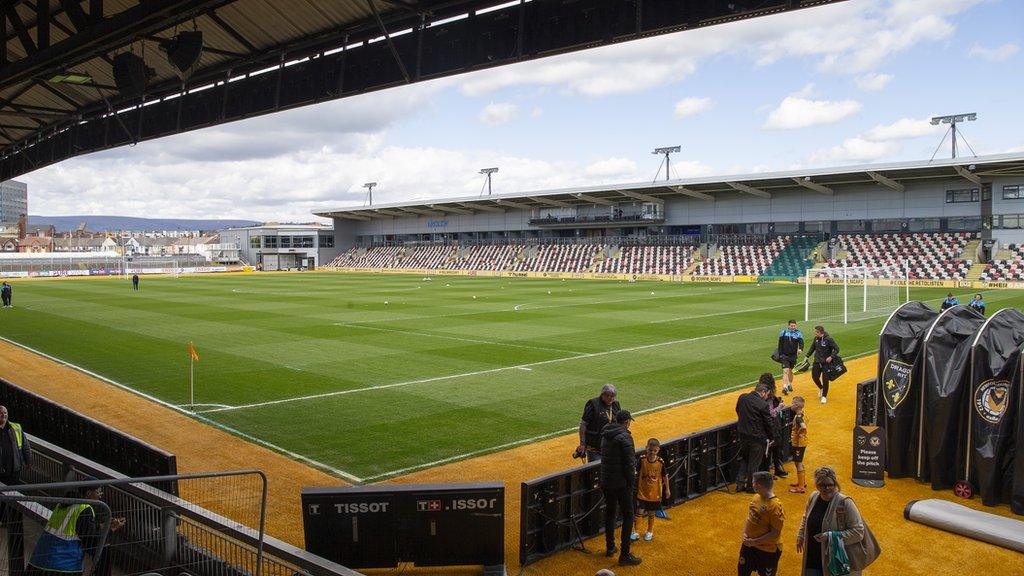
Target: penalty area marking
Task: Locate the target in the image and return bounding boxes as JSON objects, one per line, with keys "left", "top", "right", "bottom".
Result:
{"left": 0, "top": 335, "right": 365, "bottom": 484}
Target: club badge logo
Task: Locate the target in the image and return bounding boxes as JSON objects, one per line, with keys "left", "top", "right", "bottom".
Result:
{"left": 974, "top": 379, "right": 1010, "bottom": 424}
{"left": 882, "top": 359, "right": 914, "bottom": 411}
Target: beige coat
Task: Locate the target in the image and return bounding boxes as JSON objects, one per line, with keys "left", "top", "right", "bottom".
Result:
{"left": 796, "top": 491, "right": 866, "bottom": 576}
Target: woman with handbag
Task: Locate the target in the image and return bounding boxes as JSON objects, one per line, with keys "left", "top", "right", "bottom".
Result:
{"left": 796, "top": 466, "right": 880, "bottom": 575}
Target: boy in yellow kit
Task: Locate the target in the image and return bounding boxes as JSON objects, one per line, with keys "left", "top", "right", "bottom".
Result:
{"left": 631, "top": 438, "right": 670, "bottom": 542}
{"left": 739, "top": 471, "right": 784, "bottom": 576}
{"left": 788, "top": 397, "right": 808, "bottom": 493}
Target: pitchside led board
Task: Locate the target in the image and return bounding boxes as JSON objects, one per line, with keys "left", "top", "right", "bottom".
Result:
{"left": 301, "top": 483, "right": 504, "bottom": 572}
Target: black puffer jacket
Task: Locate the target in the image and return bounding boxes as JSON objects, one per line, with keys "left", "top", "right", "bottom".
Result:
{"left": 807, "top": 333, "right": 839, "bottom": 364}
{"left": 599, "top": 422, "right": 636, "bottom": 490}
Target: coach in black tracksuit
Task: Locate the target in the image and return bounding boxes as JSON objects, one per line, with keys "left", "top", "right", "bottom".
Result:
{"left": 735, "top": 383, "right": 774, "bottom": 493}
{"left": 601, "top": 410, "right": 641, "bottom": 567}
{"left": 806, "top": 325, "right": 840, "bottom": 404}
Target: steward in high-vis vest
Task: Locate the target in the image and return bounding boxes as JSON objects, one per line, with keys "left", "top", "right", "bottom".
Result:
{"left": 29, "top": 499, "right": 98, "bottom": 575}
{"left": 0, "top": 405, "right": 31, "bottom": 485}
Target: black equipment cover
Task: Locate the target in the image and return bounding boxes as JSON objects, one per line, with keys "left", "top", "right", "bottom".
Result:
{"left": 921, "top": 305, "right": 985, "bottom": 488}
{"left": 1014, "top": 353, "right": 1024, "bottom": 514}
{"left": 878, "top": 301, "right": 938, "bottom": 478}
{"left": 968, "top": 309, "right": 1024, "bottom": 507}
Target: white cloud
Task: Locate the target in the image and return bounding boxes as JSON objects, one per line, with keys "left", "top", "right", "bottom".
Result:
{"left": 763, "top": 86, "right": 861, "bottom": 129}
{"left": 458, "top": 1, "right": 979, "bottom": 97}
{"left": 968, "top": 42, "right": 1020, "bottom": 62}
{"left": 584, "top": 158, "right": 639, "bottom": 178}
{"left": 530, "top": 106, "right": 543, "bottom": 118}
{"left": 855, "top": 73, "right": 893, "bottom": 91}
{"left": 809, "top": 137, "right": 901, "bottom": 164}
{"left": 863, "top": 117, "right": 942, "bottom": 141}
{"left": 673, "top": 97, "right": 714, "bottom": 119}
{"left": 478, "top": 102, "right": 518, "bottom": 125}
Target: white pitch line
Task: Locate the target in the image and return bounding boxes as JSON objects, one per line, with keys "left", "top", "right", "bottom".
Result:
{"left": 332, "top": 322, "right": 585, "bottom": 355}
{"left": 200, "top": 319, "right": 794, "bottom": 414}
{"left": 358, "top": 350, "right": 880, "bottom": 482}
{"left": 0, "top": 335, "right": 364, "bottom": 484}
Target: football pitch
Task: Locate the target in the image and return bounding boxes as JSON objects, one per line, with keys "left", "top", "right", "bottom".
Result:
{"left": 2, "top": 272, "right": 1022, "bottom": 482}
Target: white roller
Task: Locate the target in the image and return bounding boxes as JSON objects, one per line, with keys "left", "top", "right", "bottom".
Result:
{"left": 904, "top": 499, "right": 1024, "bottom": 553}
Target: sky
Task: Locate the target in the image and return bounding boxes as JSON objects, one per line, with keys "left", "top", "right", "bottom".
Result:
{"left": 18, "top": 0, "right": 1024, "bottom": 222}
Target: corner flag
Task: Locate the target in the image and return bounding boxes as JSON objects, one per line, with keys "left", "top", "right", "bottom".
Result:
{"left": 189, "top": 341, "right": 200, "bottom": 362}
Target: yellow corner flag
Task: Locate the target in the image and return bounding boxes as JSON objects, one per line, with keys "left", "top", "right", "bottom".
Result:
{"left": 189, "top": 341, "right": 200, "bottom": 362}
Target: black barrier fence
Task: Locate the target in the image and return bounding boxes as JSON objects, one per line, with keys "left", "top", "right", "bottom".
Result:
{"left": 0, "top": 377, "right": 178, "bottom": 494}
{"left": 857, "top": 378, "right": 880, "bottom": 426}
{"left": 520, "top": 412, "right": 793, "bottom": 566}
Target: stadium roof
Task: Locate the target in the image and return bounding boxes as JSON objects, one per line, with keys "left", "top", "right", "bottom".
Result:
{"left": 314, "top": 152, "right": 1024, "bottom": 220}
{"left": 0, "top": 0, "right": 849, "bottom": 180}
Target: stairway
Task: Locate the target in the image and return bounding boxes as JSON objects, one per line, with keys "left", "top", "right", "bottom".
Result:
{"left": 961, "top": 238, "right": 981, "bottom": 262}
{"left": 759, "top": 237, "right": 819, "bottom": 281}
{"left": 966, "top": 262, "right": 988, "bottom": 282}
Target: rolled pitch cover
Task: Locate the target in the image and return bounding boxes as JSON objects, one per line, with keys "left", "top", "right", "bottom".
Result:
{"left": 967, "top": 309, "right": 1024, "bottom": 507}
{"left": 919, "top": 305, "right": 985, "bottom": 488}
{"left": 904, "top": 498, "right": 1024, "bottom": 552}
{"left": 878, "top": 301, "right": 938, "bottom": 478}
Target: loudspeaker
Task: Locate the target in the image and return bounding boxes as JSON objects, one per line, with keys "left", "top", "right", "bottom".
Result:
{"left": 112, "top": 53, "right": 150, "bottom": 96}
{"left": 160, "top": 31, "right": 204, "bottom": 77}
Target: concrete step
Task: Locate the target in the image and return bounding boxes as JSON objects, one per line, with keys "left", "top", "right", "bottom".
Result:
{"left": 965, "top": 262, "right": 989, "bottom": 281}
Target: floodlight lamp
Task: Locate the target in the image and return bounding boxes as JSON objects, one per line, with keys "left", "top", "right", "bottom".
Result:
{"left": 479, "top": 167, "right": 499, "bottom": 175}
{"left": 652, "top": 146, "right": 681, "bottom": 155}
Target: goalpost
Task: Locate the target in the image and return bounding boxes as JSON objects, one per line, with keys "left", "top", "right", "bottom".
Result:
{"left": 805, "top": 263, "right": 909, "bottom": 324}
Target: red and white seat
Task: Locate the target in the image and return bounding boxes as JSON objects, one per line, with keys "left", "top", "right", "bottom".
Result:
{"left": 819, "top": 232, "right": 971, "bottom": 280}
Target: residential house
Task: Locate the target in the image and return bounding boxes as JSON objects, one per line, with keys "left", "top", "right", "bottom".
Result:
{"left": 53, "top": 237, "right": 108, "bottom": 252}
{"left": 18, "top": 236, "right": 54, "bottom": 253}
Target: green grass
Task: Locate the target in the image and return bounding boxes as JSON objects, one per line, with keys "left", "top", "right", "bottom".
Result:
{"left": 2, "top": 273, "right": 1021, "bottom": 482}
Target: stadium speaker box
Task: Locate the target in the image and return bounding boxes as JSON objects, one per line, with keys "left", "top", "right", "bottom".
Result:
{"left": 112, "top": 53, "right": 150, "bottom": 96}
{"left": 160, "top": 31, "right": 204, "bottom": 77}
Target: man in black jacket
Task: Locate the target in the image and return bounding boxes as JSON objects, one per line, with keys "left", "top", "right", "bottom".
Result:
{"left": 735, "top": 384, "right": 774, "bottom": 494}
{"left": 578, "top": 384, "right": 621, "bottom": 462}
{"left": 600, "top": 410, "right": 641, "bottom": 566}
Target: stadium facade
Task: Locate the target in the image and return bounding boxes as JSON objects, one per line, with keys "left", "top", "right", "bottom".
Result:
{"left": 219, "top": 223, "right": 340, "bottom": 270}
{"left": 315, "top": 154, "right": 1024, "bottom": 250}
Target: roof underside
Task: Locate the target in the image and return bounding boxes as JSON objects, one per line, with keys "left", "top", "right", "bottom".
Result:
{"left": 314, "top": 153, "right": 1024, "bottom": 220}
{"left": 1, "top": 0, "right": 848, "bottom": 180}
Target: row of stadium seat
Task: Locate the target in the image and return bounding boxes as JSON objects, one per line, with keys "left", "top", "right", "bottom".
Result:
{"left": 820, "top": 232, "right": 972, "bottom": 280}
{"left": 980, "top": 244, "right": 1024, "bottom": 282}
{"left": 690, "top": 237, "right": 788, "bottom": 276}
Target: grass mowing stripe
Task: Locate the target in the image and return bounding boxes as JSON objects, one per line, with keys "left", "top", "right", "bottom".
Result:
{"left": 0, "top": 334, "right": 365, "bottom": 483}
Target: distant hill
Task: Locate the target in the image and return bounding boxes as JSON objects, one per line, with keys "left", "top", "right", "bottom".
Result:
{"left": 28, "top": 215, "right": 260, "bottom": 233}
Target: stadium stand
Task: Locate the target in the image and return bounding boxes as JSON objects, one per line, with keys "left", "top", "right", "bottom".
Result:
{"left": 591, "top": 244, "right": 694, "bottom": 275}
{"left": 820, "top": 232, "right": 973, "bottom": 280}
{"left": 690, "top": 236, "right": 789, "bottom": 277}
{"left": 980, "top": 244, "right": 1024, "bottom": 281}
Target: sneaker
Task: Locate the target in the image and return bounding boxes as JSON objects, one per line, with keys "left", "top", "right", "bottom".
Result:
{"left": 821, "top": 396, "right": 828, "bottom": 405}
{"left": 782, "top": 385, "right": 790, "bottom": 396}
{"left": 788, "top": 486, "right": 806, "bottom": 494}
{"left": 605, "top": 546, "right": 618, "bottom": 558}
{"left": 644, "top": 532, "right": 653, "bottom": 542}
{"left": 630, "top": 532, "right": 640, "bottom": 541}
{"left": 775, "top": 469, "right": 789, "bottom": 478}
{"left": 618, "top": 553, "right": 642, "bottom": 566}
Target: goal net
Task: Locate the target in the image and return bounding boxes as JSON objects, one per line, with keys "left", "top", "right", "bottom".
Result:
{"left": 805, "top": 264, "right": 908, "bottom": 323}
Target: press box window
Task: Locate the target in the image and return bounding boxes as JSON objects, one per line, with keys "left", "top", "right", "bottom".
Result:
{"left": 946, "top": 188, "right": 979, "bottom": 203}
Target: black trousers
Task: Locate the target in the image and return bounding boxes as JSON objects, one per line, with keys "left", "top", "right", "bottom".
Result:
{"left": 811, "top": 362, "right": 831, "bottom": 397}
{"left": 736, "top": 434, "right": 766, "bottom": 490}
{"left": 602, "top": 485, "right": 634, "bottom": 556}
{"left": 738, "top": 545, "right": 781, "bottom": 576}
{"left": 1, "top": 293, "right": 10, "bottom": 306}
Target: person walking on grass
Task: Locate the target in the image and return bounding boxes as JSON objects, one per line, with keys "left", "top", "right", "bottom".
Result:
{"left": 739, "top": 471, "right": 785, "bottom": 576}
{"left": 132, "top": 274, "right": 139, "bottom": 291}
{"left": 788, "top": 397, "right": 809, "bottom": 493}
{"left": 1, "top": 281, "right": 11, "bottom": 308}
{"left": 631, "top": 438, "right": 670, "bottom": 543}
{"left": 777, "top": 320, "right": 804, "bottom": 394}
{"left": 806, "top": 326, "right": 839, "bottom": 405}
{"left": 600, "top": 410, "right": 641, "bottom": 567}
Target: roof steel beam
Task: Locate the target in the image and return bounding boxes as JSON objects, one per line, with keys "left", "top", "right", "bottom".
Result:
{"left": 792, "top": 177, "right": 833, "bottom": 196}
{"left": 461, "top": 202, "right": 503, "bottom": 213}
{"left": 954, "top": 164, "right": 981, "bottom": 185}
{"left": 573, "top": 193, "right": 616, "bottom": 206}
{"left": 866, "top": 171, "right": 904, "bottom": 192}
{"left": 494, "top": 198, "right": 533, "bottom": 210}
{"left": 670, "top": 186, "right": 714, "bottom": 201}
{"left": 399, "top": 206, "right": 444, "bottom": 216}
{"left": 335, "top": 213, "right": 371, "bottom": 221}
{"left": 528, "top": 196, "right": 572, "bottom": 207}
{"left": 618, "top": 189, "right": 663, "bottom": 203}
{"left": 429, "top": 204, "right": 473, "bottom": 214}
{"left": 725, "top": 181, "right": 771, "bottom": 199}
